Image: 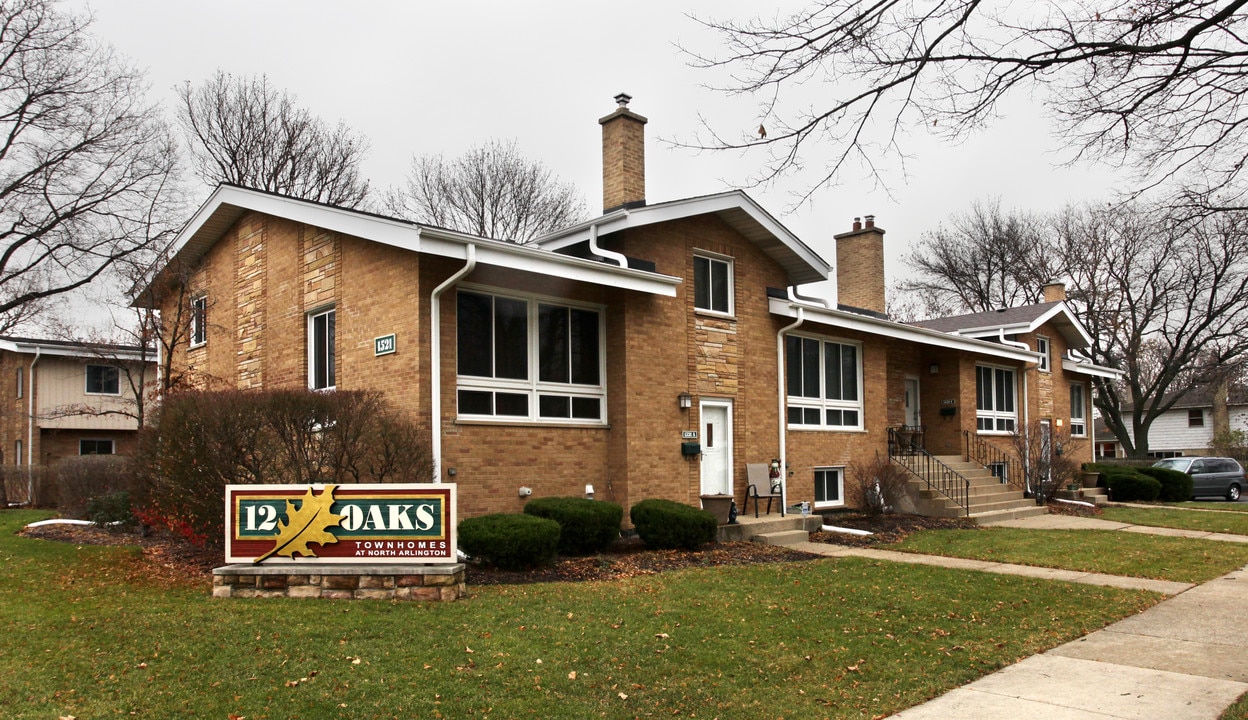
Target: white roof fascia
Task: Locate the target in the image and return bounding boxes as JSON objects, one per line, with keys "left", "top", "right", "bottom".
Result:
{"left": 535, "top": 191, "right": 831, "bottom": 278}
{"left": 770, "top": 298, "right": 1040, "bottom": 364}
{"left": 166, "top": 186, "right": 680, "bottom": 298}
{"left": 952, "top": 303, "right": 1093, "bottom": 348}
{"left": 0, "top": 338, "right": 148, "bottom": 362}
{"left": 1061, "top": 358, "right": 1123, "bottom": 379}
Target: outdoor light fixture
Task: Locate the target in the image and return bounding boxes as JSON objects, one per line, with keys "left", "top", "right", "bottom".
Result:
{"left": 678, "top": 392, "right": 693, "bottom": 410}
{"left": 585, "top": 484, "right": 595, "bottom": 499}
{"left": 929, "top": 363, "right": 939, "bottom": 375}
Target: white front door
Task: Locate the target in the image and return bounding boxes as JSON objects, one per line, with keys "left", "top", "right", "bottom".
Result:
{"left": 904, "top": 377, "right": 921, "bottom": 427}
{"left": 700, "top": 400, "right": 733, "bottom": 495}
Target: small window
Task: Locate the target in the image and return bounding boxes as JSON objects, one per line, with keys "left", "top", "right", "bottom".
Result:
{"left": 1070, "top": 383, "right": 1086, "bottom": 437}
{"left": 1036, "top": 336, "right": 1050, "bottom": 372}
{"left": 693, "top": 253, "right": 733, "bottom": 315}
{"left": 308, "top": 307, "right": 336, "bottom": 390}
{"left": 14, "top": 439, "right": 21, "bottom": 465}
{"left": 988, "top": 461, "right": 1009, "bottom": 484}
{"left": 814, "top": 467, "right": 844, "bottom": 507}
{"left": 190, "top": 295, "right": 207, "bottom": 346}
{"left": 85, "top": 365, "right": 120, "bottom": 395}
{"left": 1188, "top": 409, "right": 1204, "bottom": 427}
{"left": 79, "top": 439, "right": 114, "bottom": 455}
{"left": 15, "top": 366, "right": 21, "bottom": 399}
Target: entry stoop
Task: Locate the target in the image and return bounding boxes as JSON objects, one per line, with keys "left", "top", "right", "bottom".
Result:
{"left": 717, "top": 513, "right": 822, "bottom": 544}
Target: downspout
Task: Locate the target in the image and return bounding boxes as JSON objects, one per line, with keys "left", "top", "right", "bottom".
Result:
{"left": 587, "top": 223, "right": 627, "bottom": 268}
{"left": 26, "top": 347, "right": 39, "bottom": 503}
{"left": 777, "top": 290, "right": 807, "bottom": 516}
{"left": 789, "top": 285, "right": 829, "bottom": 308}
{"left": 430, "top": 244, "right": 477, "bottom": 483}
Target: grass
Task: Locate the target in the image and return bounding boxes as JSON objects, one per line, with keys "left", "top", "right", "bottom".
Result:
{"left": 891, "top": 528, "right": 1248, "bottom": 583}
{"left": 1148, "top": 501, "right": 1248, "bottom": 513}
{"left": 0, "top": 509, "right": 1162, "bottom": 720}
{"left": 1101, "top": 506, "right": 1248, "bottom": 535}
{"left": 1222, "top": 691, "right": 1248, "bottom": 720}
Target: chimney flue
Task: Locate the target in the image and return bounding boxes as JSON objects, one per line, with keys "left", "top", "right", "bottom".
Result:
{"left": 864, "top": 214, "right": 875, "bottom": 228}
{"left": 599, "top": 94, "right": 648, "bottom": 212}
{"left": 852, "top": 217, "right": 862, "bottom": 232}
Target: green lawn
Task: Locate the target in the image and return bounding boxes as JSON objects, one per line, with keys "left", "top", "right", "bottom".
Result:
{"left": 892, "top": 527, "right": 1248, "bottom": 583}
{"left": 1146, "top": 501, "right": 1248, "bottom": 513}
{"left": 1223, "top": 691, "right": 1248, "bottom": 720}
{"left": 1, "top": 510, "right": 1161, "bottom": 720}
{"left": 1101, "top": 506, "right": 1248, "bottom": 535}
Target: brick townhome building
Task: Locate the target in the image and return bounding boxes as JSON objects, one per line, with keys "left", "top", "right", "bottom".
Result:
{"left": 142, "top": 95, "right": 1117, "bottom": 520}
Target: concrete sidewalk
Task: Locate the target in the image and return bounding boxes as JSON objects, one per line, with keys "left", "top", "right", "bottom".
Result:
{"left": 793, "top": 515, "right": 1248, "bottom": 718}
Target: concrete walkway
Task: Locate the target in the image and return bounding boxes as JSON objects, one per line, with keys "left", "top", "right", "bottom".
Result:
{"left": 793, "top": 515, "right": 1248, "bottom": 718}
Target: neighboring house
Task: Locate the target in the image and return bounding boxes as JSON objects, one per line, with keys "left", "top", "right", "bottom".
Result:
{"left": 140, "top": 95, "right": 1117, "bottom": 520}
{"left": 0, "top": 336, "right": 152, "bottom": 471}
{"left": 1095, "top": 385, "right": 1248, "bottom": 459}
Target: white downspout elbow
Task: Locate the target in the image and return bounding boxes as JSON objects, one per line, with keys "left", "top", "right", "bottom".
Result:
{"left": 777, "top": 305, "right": 805, "bottom": 516}
{"left": 588, "top": 224, "right": 627, "bottom": 268}
{"left": 430, "top": 244, "right": 477, "bottom": 483}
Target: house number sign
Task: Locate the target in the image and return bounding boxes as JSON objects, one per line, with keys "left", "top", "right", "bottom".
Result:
{"left": 374, "top": 334, "right": 397, "bottom": 356}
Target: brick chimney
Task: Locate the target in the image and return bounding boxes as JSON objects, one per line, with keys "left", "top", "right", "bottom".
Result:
{"left": 599, "top": 93, "right": 647, "bottom": 212}
{"left": 834, "top": 215, "right": 886, "bottom": 315}
{"left": 1043, "top": 281, "right": 1067, "bottom": 303}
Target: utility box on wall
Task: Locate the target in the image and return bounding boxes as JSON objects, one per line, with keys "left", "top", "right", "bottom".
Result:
{"left": 681, "top": 442, "right": 701, "bottom": 457}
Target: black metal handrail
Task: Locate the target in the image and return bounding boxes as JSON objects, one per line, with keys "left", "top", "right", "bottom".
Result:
{"left": 888, "top": 426, "right": 970, "bottom": 516}
{"left": 963, "top": 430, "right": 1025, "bottom": 494}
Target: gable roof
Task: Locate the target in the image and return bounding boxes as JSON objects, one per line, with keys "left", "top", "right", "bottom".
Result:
{"left": 0, "top": 335, "right": 148, "bottom": 362}
{"left": 912, "top": 301, "right": 1093, "bottom": 349}
{"left": 138, "top": 185, "right": 683, "bottom": 306}
{"left": 534, "top": 190, "right": 831, "bottom": 286}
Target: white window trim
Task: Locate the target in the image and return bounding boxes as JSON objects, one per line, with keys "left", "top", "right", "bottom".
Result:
{"left": 693, "top": 249, "right": 735, "bottom": 318}
{"left": 1070, "top": 383, "right": 1087, "bottom": 437}
{"left": 190, "top": 294, "right": 208, "bottom": 348}
{"left": 79, "top": 438, "right": 115, "bottom": 455}
{"left": 1036, "top": 336, "right": 1050, "bottom": 373}
{"left": 975, "top": 363, "right": 1018, "bottom": 435}
{"left": 84, "top": 364, "right": 121, "bottom": 396}
{"left": 786, "top": 332, "right": 865, "bottom": 431}
{"left": 307, "top": 306, "right": 336, "bottom": 392}
{"left": 455, "top": 284, "right": 608, "bottom": 425}
{"left": 813, "top": 466, "right": 845, "bottom": 508}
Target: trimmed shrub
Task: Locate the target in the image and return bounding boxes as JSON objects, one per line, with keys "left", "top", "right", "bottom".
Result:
{"left": 630, "top": 499, "right": 717, "bottom": 550}
{"left": 1104, "top": 471, "right": 1162, "bottom": 502}
{"left": 458, "top": 513, "right": 560, "bottom": 570}
{"left": 56, "top": 455, "right": 135, "bottom": 519}
{"left": 524, "top": 497, "right": 622, "bottom": 555}
{"left": 1139, "top": 467, "right": 1194, "bottom": 502}
{"left": 86, "top": 491, "right": 137, "bottom": 530}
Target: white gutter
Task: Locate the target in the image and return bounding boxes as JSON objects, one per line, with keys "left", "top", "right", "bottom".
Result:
{"left": 776, "top": 293, "right": 807, "bottom": 517}
{"left": 430, "top": 244, "right": 477, "bottom": 483}
{"left": 587, "top": 223, "right": 628, "bottom": 268}
{"left": 26, "top": 347, "right": 39, "bottom": 502}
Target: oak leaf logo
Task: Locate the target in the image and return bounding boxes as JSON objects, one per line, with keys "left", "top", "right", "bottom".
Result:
{"left": 254, "top": 485, "right": 344, "bottom": 564}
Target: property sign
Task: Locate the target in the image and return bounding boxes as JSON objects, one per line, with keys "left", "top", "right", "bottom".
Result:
{"left": 224, "top": 483, "right": 456, "bottom": 565}
{"left": 374, "top": 333, "right": 397, "bottom": 356}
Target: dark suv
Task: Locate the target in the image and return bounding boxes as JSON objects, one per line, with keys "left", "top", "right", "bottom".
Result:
{"left": 1152, "top": 457, "right": 1246, "bottom": 501}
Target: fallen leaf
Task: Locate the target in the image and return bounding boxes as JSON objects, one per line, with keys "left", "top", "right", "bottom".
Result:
{"left": 568, "top": 671, "right": 577, "bottom": 680}
{"left": 465, "top": 647, "right": 474, "bottom": 654}
{"left": 618, "top": 692, "right": 628, "bottom": 700}
{"left": 228, "top": 714, "right": 245, "bottom": 720}
{"left": 137, "top": 662, "right": 147, "bottom": 669}
{"left": 285, "top": 680, "right": 299, "bottom": 687}
{"left": 655, "top": 633, "right": 669, "bottom": 639}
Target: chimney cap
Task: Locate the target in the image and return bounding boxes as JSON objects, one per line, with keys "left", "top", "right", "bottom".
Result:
{"left": 614, "top": 92, "right": 632, "bottom": 107}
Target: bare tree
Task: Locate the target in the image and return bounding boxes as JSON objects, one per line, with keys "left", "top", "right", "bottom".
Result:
{"left": 901, "top": 199, "right": 1057, "bottom": 315}
{"left": 0, "top": 0, "right": 180, "bottom": 332}
{"left": 384, "top": 139, "right": 586, "bottom": 243}
{"left": 176, "top": 71, "right": 370, "bottom": 208}
{"left": 1009, "top": 420, "right": 1081, "bottom": 506}
{"left": 689, "top": 1, "right": 1248, "bottom": 205}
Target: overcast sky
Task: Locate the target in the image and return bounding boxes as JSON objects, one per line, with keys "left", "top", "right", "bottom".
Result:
{"left": 81, "top": 0, "right": 1128, "bottom": 303}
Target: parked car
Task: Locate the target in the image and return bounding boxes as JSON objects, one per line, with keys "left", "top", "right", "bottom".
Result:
{"left": 1152, "top": 457, "right": 1246, "bottom": 501}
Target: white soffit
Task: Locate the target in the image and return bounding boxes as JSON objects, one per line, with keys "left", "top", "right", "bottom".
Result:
{"left": 770, "top": 298, "right": 1040, "bottom": 364}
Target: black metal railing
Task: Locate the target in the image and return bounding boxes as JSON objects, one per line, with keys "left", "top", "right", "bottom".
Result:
{"left": 888, "top": 426, "right": 970, "bottom": 516}
{"left": 887, "top": 424, "right": 926, "bottom": 455}
{"left": 963, "top": 430, "right": 1025, "bottom": 494}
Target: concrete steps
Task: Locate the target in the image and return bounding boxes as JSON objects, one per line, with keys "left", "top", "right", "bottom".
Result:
{"left": 893, "top": 454, "right": 1045, "bottom": 522}
{"left": 750, "top": 529, "right": 813, "bottom": 546}
{"left": 717, "top": 514, "right": 822, "bottom": 544}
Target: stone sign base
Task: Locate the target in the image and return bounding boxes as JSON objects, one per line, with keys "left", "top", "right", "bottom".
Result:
{"left": 212, "top": 563, "right": 466, "bottom": 601}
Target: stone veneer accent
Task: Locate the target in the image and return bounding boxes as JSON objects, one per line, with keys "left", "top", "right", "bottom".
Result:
{"left": 236, "top": 218, "right": 266, "bottom": 388}
{"left": 695, "top": 316, "right": 739, "bottom": 394}
{"left": 212, "top": 563, "right": 466, "bottom": 601}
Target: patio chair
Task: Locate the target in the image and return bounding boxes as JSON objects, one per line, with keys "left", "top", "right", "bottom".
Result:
{"left": 745, "top": 463, "right": 783, "bottom": 517}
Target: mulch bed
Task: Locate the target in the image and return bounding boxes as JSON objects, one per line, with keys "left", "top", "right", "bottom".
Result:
{"left": 19, "top": 503, "right": 1099, "bottom": 585}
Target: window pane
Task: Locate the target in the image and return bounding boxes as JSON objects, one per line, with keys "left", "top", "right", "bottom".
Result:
{"left": 325, "top": 311, "right": 335, "bottom": 388}
{"left": 843, "top": 409, "right": 859, "bottom": 427}
{"left": 815, "top": 470, "right": 829, "bottom": 503}
{"left": 841, "top": 345, "right": 858, "bottom": 401}
{"left": 788, "top": 406, "right": 803, "bottom": 424}
{"left": 494, "top": 297, "right": 528, "bottom": 380}
{"left": 572, "top": 397, "right": 601, "bottom": 420}
{"left": 977, "top": 366, "right": 989, "bottom": 411}
{"left": 538, "top": 304, "right": 568, "bottom": 383}
{"left": 804, "top": 408, "right": 820, "bottom": 424}
{"left": 824, "top": 343, "right": 842, "bottom": 400}
{"left": 693, "top": 256, "right": 710, "bottom": 310}
{"left": 457, "top": 292, "right": 493, "bottom": 377}
{"left": 802, "top": 338, "right": 819, "bottom": 399}
{"left": 569, "top": 309, "right": 600, "bottom": 385}
{"left": 826, "top": 409, "right": 842, "bottom": 426}
{"left": 710, "top": 258, "right": 729, "bottom": 313}
{"left": 539, "top": 394, "right": 570, "bottom": 418}
{"left": 785, "top": 336, "right": 802, "bottom": 396}
{"left": 495, "top": 392, "right": 528, "bottom": 416}
{"left": 458, "top": 390, "right": 492, "bottom": 415}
